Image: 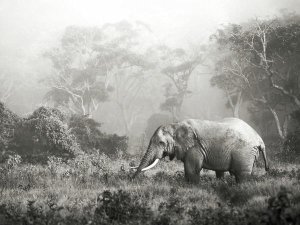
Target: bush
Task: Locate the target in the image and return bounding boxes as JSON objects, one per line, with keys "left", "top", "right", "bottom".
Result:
{"left": 13, "top": 107, "right": 79, "bottom": 163}
{"left": 188, "top": 187, "right": 300, "bottom": 225}
{"left": 152, "top": 194, "right": 186, "bottom": 225}
{"left": 264, "top": 187, "right": 300, "bottom": 225}
{"left": 0, "top": 102, "right": 21, "bottom": 160}
{"left": 69, "top": 114, "right": 128, "bottom": 156}
{"left": 284, "top": 130, "right": 300, "bottom": 157}
{"left": 94, "top": 190, "right": 153, "bottom": 225}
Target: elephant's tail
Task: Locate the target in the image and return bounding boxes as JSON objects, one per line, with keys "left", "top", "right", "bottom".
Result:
{"left": 258, "top": 145, "right": 269, "bottom": 172}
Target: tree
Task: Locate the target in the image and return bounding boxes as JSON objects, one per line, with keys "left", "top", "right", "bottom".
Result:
{"left": 210, "top": 12, "right": 300, "bottom": 140}
{"left": 44, "top": 21, "right": 154, "bottom": 134}
{"left": 44, "top": 26, "right": 112, "bottom": 117}
{"left": 13, "top": 107, "right": 79, "bottom": 163}
{"left": 156, "top": 46, "right": 203, "bottom": 121}
{"left": 99, "top": 21, "right": 154, "bottom": 134}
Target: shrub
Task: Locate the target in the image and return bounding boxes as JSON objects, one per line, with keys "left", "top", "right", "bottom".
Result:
{"left": 13, "top": 107, "right": 79, "bottom": 163}
{"left": 0, "top": 102, "right": 21, "bottom": 160}
{"left": 263, "top": 187, "right": 300, "bottom": 225}
{"left": 152, "top": 195, "right": 186, "bottom": 225}
{"left": 94, "top": 190, "right": 153, "bottom": 224}
{"left": 283, "top": 110, "right": 300, "bottom": 159}
{"left": 98, "top": 133, "right": 128, "bottom": 157}
{"left": 69, "top": 114, "right": 128, "bottom": 156}
{"left": 284, "top": 130, "right": 300, "bottom": 157}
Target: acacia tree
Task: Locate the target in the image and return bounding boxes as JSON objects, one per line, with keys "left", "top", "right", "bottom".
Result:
{"left": 45, "top": 21, "right": 154, "bottom": 133}
{"left": 98, "top": 21, "right": 154, "bottom": 134}
{"left": 44, "top": 26, "right": 111, "bottom": 116}
{"left": 211, "top": 12, "right": 300, "bottom": 139}
{"left": 210, "top": 43, "right": 249, "bottom": 118}
{"left": 157, "top": 46, "right": 203, "bottom": 121}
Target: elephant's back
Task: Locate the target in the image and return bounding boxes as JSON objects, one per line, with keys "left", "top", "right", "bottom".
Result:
{"left": 219, "top": 118, "right": 263, "bottom": 146}
{"left": 183, "top": 118, "right": 263, "bottom": 145}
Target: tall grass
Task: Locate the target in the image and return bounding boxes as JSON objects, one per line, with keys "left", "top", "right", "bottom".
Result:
{"left": 0, "top": 152, "right": 299, "bottom": 224}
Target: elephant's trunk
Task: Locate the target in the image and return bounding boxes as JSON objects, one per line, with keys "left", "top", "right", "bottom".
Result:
{"left": 132, "top": 146, "right": 158, "bottom": 179}
{"left": 260, "top": 145, "right": 269, "bottom": 171}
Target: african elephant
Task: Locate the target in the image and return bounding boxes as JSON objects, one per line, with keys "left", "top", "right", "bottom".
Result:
{"left": 131, "top": 118, "right": 269, "bottom": 183}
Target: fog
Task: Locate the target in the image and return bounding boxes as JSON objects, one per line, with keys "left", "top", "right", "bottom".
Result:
{"left": 1, "top": 0, "right": 299, "bottom": 136}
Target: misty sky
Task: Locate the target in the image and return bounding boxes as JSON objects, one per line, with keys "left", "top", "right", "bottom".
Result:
{"left": 1, "top": 0, "right": 300, "bottom": 55}
{"left": 0, "top": 0, "right": 300, "bottom": 133}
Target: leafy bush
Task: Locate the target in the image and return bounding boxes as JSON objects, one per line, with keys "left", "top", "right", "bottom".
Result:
{"left": 0, "top": 102, "right": 21, "bottom": 160}
{"left": 188, "top": 187, "right": 300, "bottom": 225}
{"left": 68, "top": 114, "right": 102, "bottom": 152}
{"left": 13, "top": 107, "right": 79, "bottom": 163}
{"left": 284, "top": 130, "right": 300, "bottom": 157}
{"left": 94, "top": 190, "right": 153, "bottom": 225}
{"left": 69, "top": 114, "right": 128, "bottom": 156}
{"left": 152, "top": 194, "right": 186, "bottom": 225}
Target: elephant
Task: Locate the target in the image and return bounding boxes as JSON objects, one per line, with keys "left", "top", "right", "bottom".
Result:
{"left": 131, "top": 118, "right": 269, "bottom": 183}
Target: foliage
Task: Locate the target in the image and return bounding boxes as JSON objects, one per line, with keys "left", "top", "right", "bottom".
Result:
{"left": 13, "top": 107, "right": 79, "bottom": 163}
{"left": 94, "top": 190, "right": 153, "bottom": 224}
{"left": 44, "top": 26, "right": 112, "bottom": 116}
{"left": 144, "top": 113, "right": 173, "bottom": 141}
{"left": 69, "top": 114, "right": 128, "bottom": 156}
{"left": 283, "top": 130, "right": 300, "bottom": 157}
{"left": 44, "top": 21, "right": 152, "bottom": 121}
{"left": 68, "top": 114, "right": 103, "bottom": 152}
{"left": 157, "top": 46, "right": 203, "bottom": 120}
{"left": 210, "top": 13, "right": 300, "bottom": 139}
{"left": 283, "top": 110, "right": 300, "bottom": 158}
{"left": 0, "top": 102, "right": 21, "bottom": 157}
{"left": 0, "top": 149, "right": 300, "bottom": 225}
{"left": 152, "top": 193, "right": 186, "bottom": 225}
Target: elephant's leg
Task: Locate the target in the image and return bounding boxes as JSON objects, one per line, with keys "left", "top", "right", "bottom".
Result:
{"left": 231, "top": 148, "right": 256, "bottom": 183}
{"left": 215, "top": 171, "right": 225, "bottom": 179}
{"left": 235, "top": 171, "right": 252, "bottom": 183}
{"left": 184, "top": 147, "right": 204, "bottom": 184}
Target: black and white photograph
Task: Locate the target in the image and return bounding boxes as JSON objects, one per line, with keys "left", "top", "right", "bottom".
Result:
{"left": 0, "top": 0, "right": 300, "bottom": 224}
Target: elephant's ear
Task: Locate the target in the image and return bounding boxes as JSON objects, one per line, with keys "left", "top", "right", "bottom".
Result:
{"left": 174, "top": 124, "right": 196, "bottom": 149}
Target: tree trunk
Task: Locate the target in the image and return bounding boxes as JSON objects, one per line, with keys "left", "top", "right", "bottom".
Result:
{"left": 227, "top": 91, "right": 242, "bottom": 118}
{"left": 118, "top": 102, "right": 130, "bottom": 134}
{"left": 233, "top": 92, "right": 242, "bottom": 118}
{"left": 268, "top": 107, "right": 285, "bottom": 140}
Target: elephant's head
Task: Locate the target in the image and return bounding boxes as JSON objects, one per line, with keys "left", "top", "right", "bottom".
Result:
{"left": 131, "top": 123, "right": 197, "bottom": 179}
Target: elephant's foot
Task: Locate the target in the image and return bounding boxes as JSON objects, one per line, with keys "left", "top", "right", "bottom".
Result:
{"left": 215, "top": 171, "right": 225, "bottom": 179}
{"left": 235, "top": 171, "right": 251, "bottom": 183}
{"left": 185, "top": 174, "right": 200, "bottom": 184}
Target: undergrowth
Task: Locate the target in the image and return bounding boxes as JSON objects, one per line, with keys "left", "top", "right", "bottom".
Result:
{"left": 0, "top": 154, "right": 300, "bottom": 225}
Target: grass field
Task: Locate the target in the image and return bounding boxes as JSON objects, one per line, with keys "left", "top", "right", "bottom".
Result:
{"left": 0, "top": 153, "right": 300, "bottom": 225}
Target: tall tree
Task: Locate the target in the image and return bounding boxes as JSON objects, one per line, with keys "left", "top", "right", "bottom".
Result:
{"left": 210, "top": 12, "right": 300, "bottom": 139}
{"left": 44, "top": 21, "right": 153, "bottom": 122}
{"left": 98, "top": 21, "right": 154, "bottom": 134}
{"left": 44, "top": 26, "right": 111, "bottom": 116}
{"left": 157, "top": 46, "right": 203, "bottom": 121}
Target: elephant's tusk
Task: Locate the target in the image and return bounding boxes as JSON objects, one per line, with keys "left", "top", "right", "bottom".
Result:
{"left": 141, "top": 159, "right": 159, "bottom": 171}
